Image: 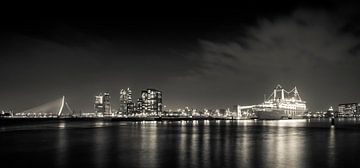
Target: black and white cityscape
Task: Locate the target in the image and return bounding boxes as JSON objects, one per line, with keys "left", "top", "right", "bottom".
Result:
{"left": 2, "top": 85, "right": 359, "bottom": 121}
{"left": 2, "top": 1, "right": 360, "bottom": 168}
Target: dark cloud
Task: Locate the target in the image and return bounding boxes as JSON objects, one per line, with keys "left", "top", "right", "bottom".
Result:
{"left": 0, "top": 30, "right": 199, "bottom": 112}
{"left": 1, "top": 4, "right": 360, "bottom": 112}
{"left": 175, "top": 9, "right": 360, "bottom": 110}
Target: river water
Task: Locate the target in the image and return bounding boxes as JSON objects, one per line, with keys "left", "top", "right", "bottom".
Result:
{"left": 1, "top": 119, "right": 360, "bottom": 168}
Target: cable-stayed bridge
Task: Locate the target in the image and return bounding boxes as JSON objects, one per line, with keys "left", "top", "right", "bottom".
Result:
{"left": 16, "top": 96, "right": 74, "bottom": 117}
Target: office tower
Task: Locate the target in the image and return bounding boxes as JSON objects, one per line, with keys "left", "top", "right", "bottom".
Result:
{"left": 103, "top": 92, "right": 111, "bottom": 116}
{"left": 95, "top": 93, "right": 105, "bottom": 114}
{"left": 119, "top": 88, "right": 133, "bottom": 115}
{"left": 95, "top": 92, "right": 111, "bottom": 116}
{"left": 141, "top": 89, "right": 162, "bottom": 116}
{"left": 119, "top": 89, "right": 127, "bottom": 113}
{"left": 136, "top": 98, "right": 144, "bottom": 113}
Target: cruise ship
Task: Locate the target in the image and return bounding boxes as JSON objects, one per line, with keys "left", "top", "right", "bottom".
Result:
{"left": 253, "top": 84, "right": 307, "bottom": 120}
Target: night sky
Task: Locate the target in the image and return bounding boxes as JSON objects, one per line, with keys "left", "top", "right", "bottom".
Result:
{"left": 1, "top": 1, "right": 360, "bottom": 112}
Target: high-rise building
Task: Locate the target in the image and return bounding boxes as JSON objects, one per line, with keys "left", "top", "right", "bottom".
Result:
{"left": 140, "top": 89, "right": 162, "bottom": 116}
{"left": 119, "top": 88, "right": 133, "bottom": 115}
{"left": 103, "top": 92, "right": 111, "bottom": 116}
{"left": 126, "top": 88, "right": 132, "bottom": 102}
{"left": 126, "top": 102, "right": 134, "bottom": 114}
{"left": 119, "top": 89, "right": 127, "bottom": 113}
{"left": 136, "top": 98, "right": 144, "bottom": 113}
{"left": 95, "top": 95, "right": 104, "bottom": 114}
{"left": 94, "top": 92, "right": 111, "bottom": 116}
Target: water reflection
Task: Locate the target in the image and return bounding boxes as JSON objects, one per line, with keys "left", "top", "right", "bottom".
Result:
{"left": 94, "top": 120, "right": 106, "bottom": 128}
{"left": 287, "top": 128, "right": 305, "bottom": 168}
{"left": 238, "top": 123, "right": 251, "bottom": 167}
{"left": 56, "top": 121, "right": 67, "bottom": 168}
{"left": 94, "top": 122, "right": 108, "bottom": 168}
{"left": 3, "top": 119, "right": 360, "bottom": 168}
{"left": 172, "top": 120, "right": 310, "bottom": 168}
{"left": 190, "top": 122, "right": 198, "bottom": 167}
{"left": 130, "top": 122, "right": 159, "bottom": 167}
{"left": 258, "top": 119, "right": 308, "bottom": 127}
{"left": 328, "top": 127, "right": 336, "bottom": 168}
{"left": 58, "top": 121, "right": 66, "bottom": 129}
{"left": 202, "top": 124, "right": 210, "bottom": 168}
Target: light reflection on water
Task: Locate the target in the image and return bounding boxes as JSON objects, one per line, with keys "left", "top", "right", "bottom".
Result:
{"left": 94, "top": 124, "right": 107, "bottom": 168}
{"left": 56, "top": 121, "right": 67, "bottom": 168}
{"left": 328, "top": 127, "right": 336, "bottom": 168}
{"left": 1, "top": 119, "right": 360, "bottom": 168}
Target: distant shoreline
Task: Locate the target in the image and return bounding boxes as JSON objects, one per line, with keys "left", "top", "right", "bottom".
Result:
{"left": 0, "top": 117, "right": 240, "bottom": 126}
{"left": 0, "top": 117, "right": 239, "bottom": 123}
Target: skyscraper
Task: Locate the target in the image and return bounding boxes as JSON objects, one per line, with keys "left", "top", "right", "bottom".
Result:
{"left": 119, "top": 88, "right": 133, "bottom": 115}
{"left": 126, "top": 88, "right": 132, "bottom": 102}
{"left": 94, "top": 95, "right": 104, "bottom": 114}
{"left": 126, "top": 102, "right": 135, "bottom": 114}
{"left": 136, "top": 98, "right": 144, "bottom": 113}
{"left": 94, "top": 92, "right": 111, "bottom": 116}
{"left": 140, "top": 89, "right": 162, "bottom": 116}
{"left": 103, "top": 92, "right": 111, "bottom": 116}
{"left": 119, "top": 89, "right": 127, "bottom": 113}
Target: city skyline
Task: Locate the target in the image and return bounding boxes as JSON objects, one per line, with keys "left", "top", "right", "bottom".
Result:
{"left": 4, "top": 84, "right": 353, "bottom": 114}
{"left": 3, "top": 3, "right": 360, "bottom": 168}
{"left": 1, "top": 2, "right": 360, "bottom": 112}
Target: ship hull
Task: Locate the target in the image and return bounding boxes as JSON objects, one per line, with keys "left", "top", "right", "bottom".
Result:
{"left": 255, "top": 110, "right": 288, "bottom": 120}
{"left": 255, "top": 110, "right": 305, "bottom": 120}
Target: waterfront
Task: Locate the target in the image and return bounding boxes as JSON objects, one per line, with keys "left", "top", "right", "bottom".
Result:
{"left": 1, "top": 119, "right": 360, "bottom": 168}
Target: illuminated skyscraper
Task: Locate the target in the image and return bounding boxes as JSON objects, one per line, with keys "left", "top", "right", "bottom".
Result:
{"left": 119, "top": 89, "right": 127, "bottom": 113}
{"left": 126, "top": 102, "right": 135, "bottom": 114}
{"left": 94, "top": 92, "right": 111, "bottom": 116}
{"left": 103, "top": 92, "right": 111, "bottom": 116}
{"left": 126, "top": 88, "right": 132, "bottom": 102}
{"left": 119, "top": 88, "right": 133, "bottom": 115}
{"left": 136, "top": 98, "right": 144, "bottom": 113}
{"left": 94, "top": 95, "right": 104, "bottom": 114}
{"left": 141, "top": 89, "right": 162, "bottom": 116}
